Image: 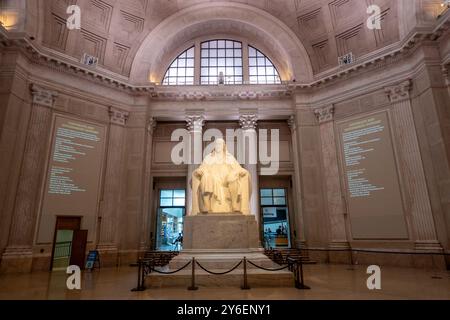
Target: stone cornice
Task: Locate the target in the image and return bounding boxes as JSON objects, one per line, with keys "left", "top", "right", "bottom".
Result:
{"left": 0, "top": 34, "right": 156, "bottom": 95}
{"left": 0, "top": 19, "right": 447, "bottom": 99}
{"left": 152, "top": 86, "right": 293, "bottom": 101}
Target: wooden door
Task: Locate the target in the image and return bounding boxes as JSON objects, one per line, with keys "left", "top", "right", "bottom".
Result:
{"left": 69, "top": 230, "right": 88, "bottom": 269}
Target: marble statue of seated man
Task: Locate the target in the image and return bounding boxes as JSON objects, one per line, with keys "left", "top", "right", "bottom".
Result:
{"left": 191, "top": 138, "right": 251, "bottom": 215}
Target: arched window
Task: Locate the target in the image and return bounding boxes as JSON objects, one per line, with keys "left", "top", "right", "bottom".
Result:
{"left": 200, "top": 40, "right": 243, "bottom": 85}
{"left": 162, "top": 47, "right": 195, "bottom": 85}
{"left": 161, "top": 41, "right": 282, "bottom": 85}
{"left": 248, "top": 46, "right": 281, "bottom": 84}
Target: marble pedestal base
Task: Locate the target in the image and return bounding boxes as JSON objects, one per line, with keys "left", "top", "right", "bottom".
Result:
{"left": 150, "top": 214, "right": 295, "bottom": 287}
{"left": 183, "top": 214, "right": 260, "bottom": 250}
{"left": 172, "top": 213, "right": 273, "bottom": 269}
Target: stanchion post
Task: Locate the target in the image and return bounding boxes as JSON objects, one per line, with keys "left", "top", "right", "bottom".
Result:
{"left": 138, "top": 259, "right": 142, "bottom": 289}
{"left": 241, "top": 257, "right": 250, "bottom": 290}
{"left": 295, "top": 259, "right": 310, "bottom": 290}
{"left": 188, "top": 257, "right": 198, "bottom": 291}
{"left": 140, "top": 259, "right": 148, "bottom": 290}
{"left": 131, "top": 258, "right": 146, "bottom": 292}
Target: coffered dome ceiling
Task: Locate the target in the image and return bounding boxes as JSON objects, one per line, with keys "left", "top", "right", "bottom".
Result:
{"left": 15, "top": 0, "right": 446, "bottom": 84}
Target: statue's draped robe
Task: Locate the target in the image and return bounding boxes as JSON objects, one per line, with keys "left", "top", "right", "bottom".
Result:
{"left": 191, "top": 151, "right": 251, "bottom": 215}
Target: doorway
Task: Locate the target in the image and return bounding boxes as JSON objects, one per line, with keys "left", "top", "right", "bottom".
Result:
{"left": 260, "top": 188, "right": 291, "bottom": 249}
{"left": 155, "top": 189, "right": 186, "bottom": 251}
{"left": 51, "top": 217, "right": 88, "bottom": 271}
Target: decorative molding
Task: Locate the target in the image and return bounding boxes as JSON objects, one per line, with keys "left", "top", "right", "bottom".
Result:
{"left": 48, "top": 13, "right": 69, "bottom": 51}
{"left": 146, "top": 117, "right": 157, "bottom": 135}
{"left": 86, "top": 0, "right": 113, "bottom": 33}
{"left": 186, "top": 115, "right": 205, "bottom": 132}
{"left": 79, "top": 28, "right": 107, "bottom": 64}
{"left": 314, "top": 105, "right": 335, "bottom": 124}
{"left": 30, "top": 84, "right": 58, "bottom": 107}
{"left": 287, "top": 115, "right": 296, "bottom": 132}
{"left": 152, "top": 88, "right": 292, "bottom": 101}
{"left": 0, "top": 18, "right": 447, "bottom": 96}
{"left": 109, "top": 107, "right": 129, "bottom": 126}
{"left": 239, "top": 114, "right": 258, "bottom": 130}
{"left": 385, "top": 80, "right": 412, "bottom": 103}
{"left": 120, "top": 10, "right": 145, "bottom": 33}
{"left": 112, "top": 42, "right": 130, "bottom": 74}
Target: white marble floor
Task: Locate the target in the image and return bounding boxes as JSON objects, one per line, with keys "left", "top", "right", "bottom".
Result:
{"left": 0, "top": 264, "right": 448, "bottom": 300}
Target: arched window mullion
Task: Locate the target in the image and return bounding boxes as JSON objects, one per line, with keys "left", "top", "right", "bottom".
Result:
{"left": 162, "top": 46, "right": 195, "bottom": 85}
{"left": 200, "top": 39, "right": 243, "bottom": 85}
{"left": 161, "top": 41, "right": 282, "bottom": 86}
{"left": 248, "top": 45, "right": 281, "bottom": 85}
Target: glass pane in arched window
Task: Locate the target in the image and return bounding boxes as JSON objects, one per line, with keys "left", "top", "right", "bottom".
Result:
{"left": 162, "top": 47, "right": 195, "bottom": 85}
{"left": 248, "top": 46, "right": 281, "bottom": 84}
{"left": 200, "top": 40, "right": 243, "bottom": 85}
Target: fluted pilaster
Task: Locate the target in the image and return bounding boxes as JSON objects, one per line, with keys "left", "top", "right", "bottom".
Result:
{"left": 98, "top": 107, "right": 129, "bottom": 253}
{"left": 1, "top": 85, "right": 57, "bottom": 272}
{"left": 314, "top": 105, "right": 349, "bottom": 251}
{"left": 140, "top": 117, "right": 157, "bottom": 251}
{"left": 186, "top": 113, "right": 205, "bottom": 215}
{"left": 386, "top": 80, "right": 442, "bottom": 251}
{"left": 288, "top": 115, "right": 306, "bottom": 247}
{"left": 239, "top": 113, "right": 259, "bottom": 227}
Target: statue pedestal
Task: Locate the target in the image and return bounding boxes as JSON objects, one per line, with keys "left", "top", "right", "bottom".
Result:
{"left": 147, "top": 214, "right": 295, "bottom": 288}
{"left": 183, "top": 214, "right": 260, "bottom": 250}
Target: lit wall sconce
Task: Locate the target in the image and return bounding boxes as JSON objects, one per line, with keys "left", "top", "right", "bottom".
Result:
{"left": 0, "top": 10, "right": 20, "bottom": 30}
{"left": 437, "top": 1, "right": 449, "bottom": 18}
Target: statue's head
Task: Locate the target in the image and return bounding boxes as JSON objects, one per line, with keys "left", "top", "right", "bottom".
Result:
{"left": 214, "top": 138, "right": 227, "bottom": 154}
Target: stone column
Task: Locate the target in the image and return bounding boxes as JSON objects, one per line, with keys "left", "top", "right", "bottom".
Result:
{"left": 97, "top": 107, "right": 129, "bottom": 265}
{"left": 140, "top": 117, "right": 156, "bottom": 252}
{"left": 314, "top": 106, "right": 350, "bottom": 262}
{"left": 287, "top": 115, "right": 306, "bottom": 248}
{"left": 0, "top": 84, "right": 57, "bottom": 273}
{"left": 239, "top": 114, "right": 260, "bottom": 225}
{"left": 294, "top": 108, "right": 330, "bottom": 259}
{"left": 385, "top": 80, "right": 442, "bottom": 252}
{"left": 443, "top": 64, "right": 450, "bottom": 97}
{"left": 186, "top": 114, "right": 205, "bottom": 215}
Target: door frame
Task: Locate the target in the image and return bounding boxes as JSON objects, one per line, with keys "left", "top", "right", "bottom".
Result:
{"left": 151, "top": 177, "right": 186, "bottom": 250}
{"left": 155, "top": 205, "right": 186, "bottom": 251}
{"left": 50, "top": 216, "right": 82, "bottom": 271}
{"left": 259, "top": 187, "right": 292, "bottom": 249}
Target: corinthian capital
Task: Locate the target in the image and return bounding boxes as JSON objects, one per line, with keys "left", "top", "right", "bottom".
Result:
{"left": 186, "top": 115, "right": 205, "bottom": 132}
{"left": 314, "top": 105, "right": 334, "bottom": 124}
{"left": 109, "top": 107, "right": 129, "bottom": 126}
{"left": 147, "top": 117, "right": 157, "bottom": 135}
{"left": 385, "top": 80, "right": 412, "bottom": 103}
{"left": 287, "top": 115, "right": 296, "bottom": 132}
{"left": 239, "top": 114, "right": 258, "bottom": 130}
{"left": 30, "top": 84, "right": 58, "bottom": 108}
